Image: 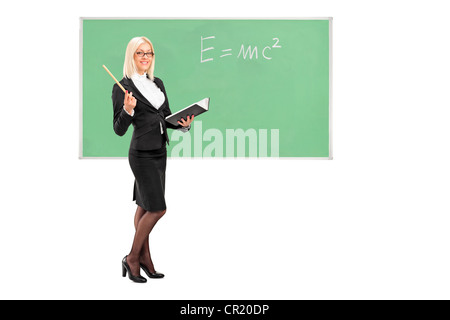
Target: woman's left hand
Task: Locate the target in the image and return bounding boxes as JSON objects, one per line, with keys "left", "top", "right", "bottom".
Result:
{"left": 178, "top": 115, "right": 194, "bottom": 127}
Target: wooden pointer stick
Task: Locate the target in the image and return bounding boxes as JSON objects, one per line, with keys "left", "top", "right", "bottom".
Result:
{"left": 102, "top": 65, "right": 126, "bottom": 93}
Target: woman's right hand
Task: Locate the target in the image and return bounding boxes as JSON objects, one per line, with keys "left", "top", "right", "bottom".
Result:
{"left": 124, "top": 90, "right": 137, "bottom": 113}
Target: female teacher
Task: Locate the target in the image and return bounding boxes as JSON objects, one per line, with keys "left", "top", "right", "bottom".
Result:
{"left": 112, "top": 36, "right": 193, "bottom": 283}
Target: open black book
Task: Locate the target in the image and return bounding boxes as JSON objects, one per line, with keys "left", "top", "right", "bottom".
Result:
{"left": 165, "top": 98, "right": 210, "bottom": 126}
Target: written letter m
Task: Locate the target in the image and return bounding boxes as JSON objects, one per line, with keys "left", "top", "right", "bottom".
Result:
{"left": 238, "top": 45, "right": 258, "bottom": 60}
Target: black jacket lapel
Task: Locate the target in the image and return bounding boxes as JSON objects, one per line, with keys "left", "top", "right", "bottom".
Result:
{"left": 121, "top": 77, "right": 158, "bottom": 112}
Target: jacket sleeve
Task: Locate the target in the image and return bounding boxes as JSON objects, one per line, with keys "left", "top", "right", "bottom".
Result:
{"left": 112, "top": 83, "right": 133, "bottom": 136}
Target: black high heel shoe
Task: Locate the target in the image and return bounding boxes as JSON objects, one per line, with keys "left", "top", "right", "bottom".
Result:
{"left": 122, "top": 256, "right": 147, "bottom": 283}
{"left": 140, "top": 264, "right": 165, "bottom": 279}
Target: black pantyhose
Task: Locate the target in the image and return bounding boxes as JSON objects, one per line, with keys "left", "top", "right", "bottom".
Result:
{"left": 126, "top": 206, "right": 166, "bottom": 277}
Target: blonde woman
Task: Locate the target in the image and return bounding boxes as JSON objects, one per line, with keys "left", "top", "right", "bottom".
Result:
{"left": 112, "top": 36, "right": 193, "bottom": 283}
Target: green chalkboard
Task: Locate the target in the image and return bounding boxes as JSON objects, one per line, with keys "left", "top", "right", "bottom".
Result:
{"left": 80, "top": 18, "right": 332, "bottom": 158}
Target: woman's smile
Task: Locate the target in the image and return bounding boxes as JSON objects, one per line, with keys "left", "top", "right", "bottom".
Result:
{"left": 134, "top": 42, "right": 153, "bottom": 74}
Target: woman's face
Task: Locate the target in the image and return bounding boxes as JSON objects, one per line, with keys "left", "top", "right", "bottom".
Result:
{"left": 134, "top": 42, "right": 153, "bottom": 75}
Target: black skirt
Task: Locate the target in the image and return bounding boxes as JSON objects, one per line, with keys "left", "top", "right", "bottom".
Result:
{"left": 128, "top": 145, "right": 167, "bottom": 212}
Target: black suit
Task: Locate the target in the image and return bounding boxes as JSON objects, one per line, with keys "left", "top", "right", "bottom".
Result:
{"left": 112, "top": 75, "right": 184, "bottom": 212}
{"left": 112, "top": 76, "right": 183, "bottom": 150}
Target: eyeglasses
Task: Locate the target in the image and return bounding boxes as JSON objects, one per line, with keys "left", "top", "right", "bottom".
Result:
{"left": 135, "top": 51, "right": 154, "bottom": 57}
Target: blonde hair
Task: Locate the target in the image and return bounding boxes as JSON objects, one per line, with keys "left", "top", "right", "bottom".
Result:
{"left": 123, "top": 36, "right": 156, "bottom": 80}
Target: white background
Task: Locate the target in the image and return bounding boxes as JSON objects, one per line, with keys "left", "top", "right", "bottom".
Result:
{"left": 1, "top": 0, "right": 449, "bottom": 300}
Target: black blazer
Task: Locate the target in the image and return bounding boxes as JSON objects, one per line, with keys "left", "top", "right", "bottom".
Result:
{"left": 112, "top": 76, "right": 184, "bottom": 150}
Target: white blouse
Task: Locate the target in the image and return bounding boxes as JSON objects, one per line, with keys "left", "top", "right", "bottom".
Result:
{"left": 131, "top": 72, "right": 166, "bottom": 110}
{"left": 123, "top": 73, "right": 189, "bottom": 133}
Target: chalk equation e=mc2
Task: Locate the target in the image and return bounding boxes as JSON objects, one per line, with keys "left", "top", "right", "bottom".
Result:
{"left": 200, "top": 36, "right": 282, "bottom": 63}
